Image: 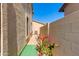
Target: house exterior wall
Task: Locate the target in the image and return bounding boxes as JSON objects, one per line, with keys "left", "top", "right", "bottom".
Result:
{"left": 2, "top": 3, "right": 8, "bottom": 56}
{"left": 40, "top": 24, "right": 48, "bottom": 35}
{"left": 63, "top": 10, "right": 79, "bottom": 56}
{"left": 64, "top": 3, "right": 79, "bottom": 15}
{"left": 51, "top": 9, "right": 79, "bottom": 56}
{"left": 49, "top": 18, "right": 66, "bottom": 55}
{"left": 28, "top": 21, "right": 44, "bottom": 45}
{"left": 32, "top": 21, "right": 44, "bottom": 35}
{"left": 2, "top": 3, "right": 32, "bottom": 56}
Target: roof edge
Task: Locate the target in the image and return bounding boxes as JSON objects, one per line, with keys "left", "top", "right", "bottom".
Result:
{"left": 59, "top": 4, "right": 68, "bottom": 12}
{"left": 32, "top": 20, "right": 46, "bottom": 25}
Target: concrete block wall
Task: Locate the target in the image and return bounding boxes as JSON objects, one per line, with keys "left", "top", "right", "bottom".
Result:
{"left": 40, "top": 24, "right": 48, "bottom": 35}
{"left": 14, "top": 4, "right": 32, "bottom": 54}
{"left": 40, "top": 10, "right": 79, "bottom": 56}
{"left": 2, "top": 3, "right": 8, "bottom": 55}
{"left": 14, "top": 4, "right": 26, "bottom": 54}
{"left": 49, "top": 18, "right": 65, "bottom": 56}
{"left": 64, "top": 10, "right": 79, "bottom": 55}
{"left": 50, "top": 10, "right": 79, "bottom": 56}
{"left": 64, "top": 3, "right": 79, "bottom": 16}
{"left": 2, "top": 3, "right": 32, "bottom": 56}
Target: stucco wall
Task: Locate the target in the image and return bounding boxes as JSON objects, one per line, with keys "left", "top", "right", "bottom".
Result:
{"left": 28, "top": 21, "right": 45, "bottom": 45}
{"left": 32, "top": 21, "right": 44, "bottom": 35}
{"left": 64, "top": 3, "right": 79, "bottom": 15}
{"left": 2, "top": 3, "right": 32, "bottom": 56}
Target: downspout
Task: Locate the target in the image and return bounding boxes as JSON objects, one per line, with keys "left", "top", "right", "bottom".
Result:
{"left": 1, "top": 3, "right": 3, "bottom": 56}
{"left": 48, "top": 23, "right": 50, "bottom": 42}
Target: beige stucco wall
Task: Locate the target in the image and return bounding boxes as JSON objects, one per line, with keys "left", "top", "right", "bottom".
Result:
{"left": 32, "top": 21, "right": 44, "bottom": 35}
{"left": 28, "top": 21, "right": 44, "bottom": 45}
{"left": 2, "top": 3, "right": 32, "bottom": 56}
{"left": 64, "top": 3, "right": 79, "bottom": 15}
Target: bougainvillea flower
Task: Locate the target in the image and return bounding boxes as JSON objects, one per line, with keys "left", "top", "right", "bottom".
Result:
{"left": 39, "top": 34, "right": 48, "bottom": 41}
{"left": 36, "top": 34, "right": 54, "bottom": 56}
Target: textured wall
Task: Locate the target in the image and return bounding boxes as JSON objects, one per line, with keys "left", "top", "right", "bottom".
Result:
{"left": 50, "top": 18, "right": 65, "bottom": 55}
{"left": 2, "top": 3, "right": 8, "bottom": 56}
{"left": 50, "top": 10, "right": 79, "bottom": 56}
{"left": 63, "top": 10, "right": 79, "bottom": 56}
{"left": 14, "top": 4, "right": 26, "bottom": 54}
{"left": 40, "top": 10, "right": 79, "bottom": 56}
{"left": 2, "top": 3, "right": 32, "bottom": 56}
{"left": 64, "top": 3, "right": 79, "bottom": 16}
{"left": 32, "top": 21, "right": 44, "bottom": 35}
{"left": 40, "top": 24, "right": 48, "bottom": 35}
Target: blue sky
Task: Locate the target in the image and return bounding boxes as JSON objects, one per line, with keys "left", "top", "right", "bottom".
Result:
{"left": 33, "top": 3, "right": 64, "bottom": 23}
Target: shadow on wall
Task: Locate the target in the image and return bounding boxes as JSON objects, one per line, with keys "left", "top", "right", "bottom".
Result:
{"left": 7, "top": 4, "right": 17, "bottom": 56}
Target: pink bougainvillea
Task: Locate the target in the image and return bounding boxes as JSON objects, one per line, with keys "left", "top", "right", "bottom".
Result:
{"left": 36, "top": 34, "right": 55, "bottom": 56}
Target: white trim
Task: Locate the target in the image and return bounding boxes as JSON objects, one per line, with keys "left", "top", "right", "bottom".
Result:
{"left": 1, "top": 3, "right": 3, "bottom": 56}
{"left": 48, "top": 23, "right": 50, "bottom": 36}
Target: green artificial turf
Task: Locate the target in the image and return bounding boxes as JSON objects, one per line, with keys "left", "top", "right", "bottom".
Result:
{"left": 20, "top": 45, "right": 38, "bottom": 56}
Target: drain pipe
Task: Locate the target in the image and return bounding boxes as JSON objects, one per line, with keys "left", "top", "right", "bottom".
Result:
{"left": 48, "top": 23, "right": 49, "bottom": 36}
{"left": 48, "top": 23, "right": 50, "bottom": 42}
{"left": 1, "top": 3, "right": 3, "bottom": 56}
